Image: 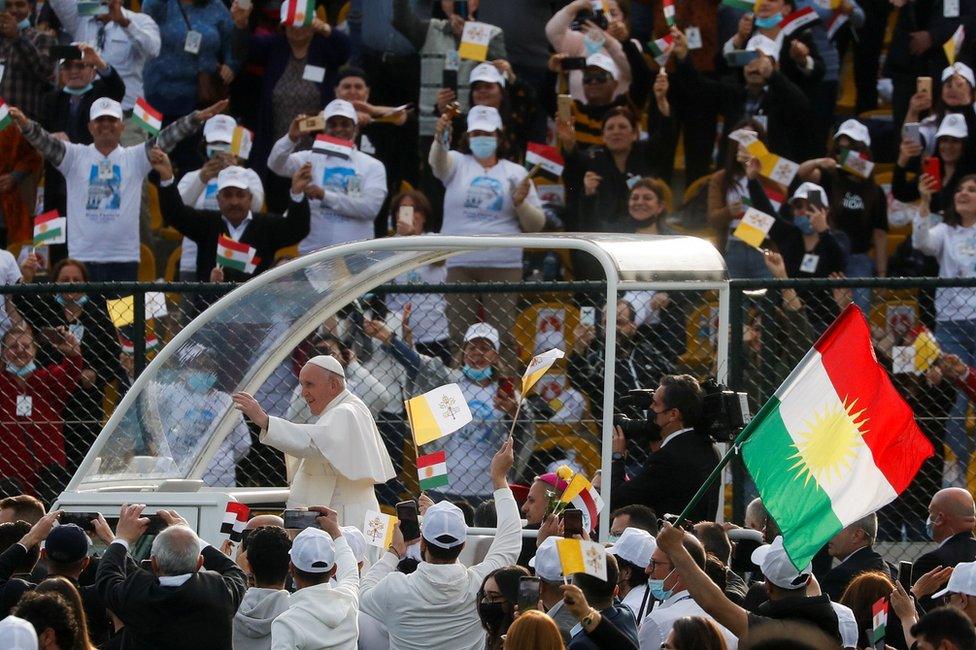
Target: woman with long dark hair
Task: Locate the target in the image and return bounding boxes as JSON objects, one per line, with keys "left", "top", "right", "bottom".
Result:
{"left": 478, "top": 565, "right": 529, "bottom": 649}
{"left": 662, "top": 616, "right": 728, "bottom": 650}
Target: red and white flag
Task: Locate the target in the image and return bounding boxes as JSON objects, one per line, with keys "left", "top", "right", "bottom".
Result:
{"left": 779, "top": 7, "right": 819, "bottom": 36}
{"left": 313, "top": 134, "right": 354, "bottom": 159}
{"left": 221, "top": 502, "right": 250, "bottom": 542}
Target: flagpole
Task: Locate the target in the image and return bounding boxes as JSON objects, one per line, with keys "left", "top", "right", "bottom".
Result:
{"left": 507, "top": 396, "right": 523, "bottom": 439}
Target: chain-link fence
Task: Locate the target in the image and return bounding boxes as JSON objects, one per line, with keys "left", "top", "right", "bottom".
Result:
{"left": 3, "top": 276, "right": 976, "bottom": 561}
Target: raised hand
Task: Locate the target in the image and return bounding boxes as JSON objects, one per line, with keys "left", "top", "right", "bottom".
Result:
{"left": 195, "top": 99, "right": 231, "bottom": 123}
{"left": 232, "top": 392, "right": 270, "bottom": 429}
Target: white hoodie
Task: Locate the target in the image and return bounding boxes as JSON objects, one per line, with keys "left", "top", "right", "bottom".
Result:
{"left": 271, "top": 537, "right": 360, "bottom": 649}
{"left": 234, "top": 587, "right": 291, "bottom": 650}
{"left": 358, "top": 488, "right": 522, "bottom": 650}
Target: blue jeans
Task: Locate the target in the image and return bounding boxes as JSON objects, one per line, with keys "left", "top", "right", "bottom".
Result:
{"left": 938, "top": 319, "right": 976, "bottom": 474}
{"left": 86, "top": 261, "right": 139, "bottom": 282}
{"left": 725, "top": 239, "right": 772, "bottom": 279}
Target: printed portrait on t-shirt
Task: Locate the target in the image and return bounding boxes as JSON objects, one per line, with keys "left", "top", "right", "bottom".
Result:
{"left": 86, "top": 163, "right": 122, "bottom": 212}
{"left": 463, "top": 176, "right": 503, "bottom": 212}
{"left": 953, "top": 233, "right": 976, "bottom": 260}
{"left": 323, "top": 166, "right": 356, "bottom": 193}
{"left": 203, "top": 181, "right": 220, "bottom": 210}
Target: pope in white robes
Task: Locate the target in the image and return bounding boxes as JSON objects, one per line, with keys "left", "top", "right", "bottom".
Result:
{"left": 233, "top": 354, "right": 395, "bottom": 527}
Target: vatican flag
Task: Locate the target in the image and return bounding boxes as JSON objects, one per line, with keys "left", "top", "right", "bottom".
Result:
{"left": 405, "top": 383, "right": 473, "bottom": 446}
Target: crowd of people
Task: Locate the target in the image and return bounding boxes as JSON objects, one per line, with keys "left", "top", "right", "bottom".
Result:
{"left": 3, "top": 0, "right": 976, "bottom": 645}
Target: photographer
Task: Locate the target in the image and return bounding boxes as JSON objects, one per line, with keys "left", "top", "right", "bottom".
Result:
{"left": 608, "top": 375, "right": 721, "bottom": 523}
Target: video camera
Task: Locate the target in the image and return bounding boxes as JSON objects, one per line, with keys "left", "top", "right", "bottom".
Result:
{"left": 571, "top": 4, "right": 609, "bottom": 30}
{"left": 612, "top": 378, "right": 751, "bottom": 443}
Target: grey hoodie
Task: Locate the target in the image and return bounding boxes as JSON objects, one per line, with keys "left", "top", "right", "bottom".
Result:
{"left": 233, "top": 587, "right": 291, "bottom": 650}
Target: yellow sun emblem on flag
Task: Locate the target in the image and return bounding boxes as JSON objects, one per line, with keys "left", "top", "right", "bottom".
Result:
{"left": 789, "top": 397, "right": 868, "bottom": 487}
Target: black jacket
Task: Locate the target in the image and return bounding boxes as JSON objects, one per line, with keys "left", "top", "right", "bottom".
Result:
{"left": 914, "top": 532, "right": 976, "bottom": 609}
{"left": 609, "top": 429, "right": 722, "bottom": 523}
{"left": 821, "top": 546, "right": 892, "bottom": 601}
{"left": 748, "top": 593, "right": 841, "bottom": 642}
{"left": 159, "top": 182, "right": 310, "bottom": 282}
{"left": 95, "top": 542, "right": 248, "bottom": 650}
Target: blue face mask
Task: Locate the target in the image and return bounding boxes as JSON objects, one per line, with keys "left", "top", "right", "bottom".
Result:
{"left": 754, "top": 14, "right": 783, "bottom": 28}
{"left": 648, "top": 569, "right": 676, "bottom": 602}
{"left": 469, "top": 135, "right": 498, "bottom": 160}
{"left": 6, "top": 361, "right": 37, "bottom": 378}
{"left": 187, "top": 371, "right": 217, "bottom": 393}
{"left": 55, "top": 294, "right": 89, "bottom": 307}
{"left": 793, "top": 215, "right": 815, "bottom": 235}
{"left": 926, "top": 515, "right": 935, "bottom": 540}
{"left": 607, "top": 534, "right": 621, "bottom": 544}
{"left": 583, "top": 32, "right": 605, "bottom": 56}
{"left": 63, "top": 83, "right": 95, "bottom": 96}
{"left": 18, "top": 18, "right": 31, "bottom": 30}
{"left": 462, "top": 365, "right": 493, "bottom": 382}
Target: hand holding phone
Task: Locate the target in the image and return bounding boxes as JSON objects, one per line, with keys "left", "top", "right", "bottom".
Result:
{"left": 917, "top": 76, "right": 932, "bottom": 98}
{"left": 517, "top": 576, "right": 542, "bottom": 612}
{"left": 61, "top": 511, "right": 100, "bottom": 533}
{"left": 902, "top": 122, "right": 921, "bottom": 145}
{"left": 396, "top": 500, "right": 421, "bottom": 541}
{"left": 562, "top": 508, "right": 584, "bottom": 537}
{"left": 898, "top": 561, "right": 913, "bottom": 593}
{"left": 283, "top": 509, "right": 320, "bottom": 530}
{"left": 557, "top": 94, "right": 574, "bottom": 123}
{"left": 923, "top": 156, "right": 942, "bottom": 190}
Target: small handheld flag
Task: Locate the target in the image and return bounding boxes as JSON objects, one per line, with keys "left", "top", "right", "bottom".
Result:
{"left": 363, "top": 510, "right": 398, "bottom": 548}
{"left": 779, "top": 7, "right": 819, "bottom": 36}
{"left": 458, "top": 21, "right": 493, "bottom": 61}
{"left": 313, "top": 134, "right": 354, "bottom": 159}
{"left": 839, "top": 149, "right": 875, "bottom": 179}
{"left": 869, "top": 596, "right": 888, "bottom": 647}
{"left": 282, "top": 0, "right": 315, "bottom": 27}
{"left": 647, "top": 34, "right": 674, "bottom": 66}
{"left": 106, "top": 292, "right": 169, "bottom": 328}
{"left": 216, "top": 234, "right": 258, "bottom": 274}
{"left": 945, "top": 25, "right": 965, "bottom": 65}
{"left": 221, "top": 502, "right": 250, "bottom": 542}
{"left": 525, "top": 143, "right": 565, "bottom": 180}
{"left": 522, "top": 348, "right": 565, "bottom": 395}
{"left": 417, "top": 450, "right": 450, "bottom": 490}
{"left": 133, "top": 98, "right": 162, "bottom": 136}
{"left": 559, "top": 472, "right": 605, "bottom": 532}
{"left": 230, "top": 126, "right": 254, "bottom": 160}
{"left": 556, "top": 539, "right": 607, "bottom": 580}
{"left": 662, "top": 0, "right": 676, "bottom": 26}
{"left": 405, "top": 383, "right": 473, "bottom": 446}
{"left": 733, "top": 208, "right": 775, "bottom": 249}
{"left": 33, "top": 210, "right": 66, "bottom": 246}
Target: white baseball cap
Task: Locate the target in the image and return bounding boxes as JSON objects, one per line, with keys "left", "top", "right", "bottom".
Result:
{"left": 306, "top": 354, "right": 346, "bottom": 379}
{"left": 585, "top": 53, "right": 619, "bottom": 80}
{"left": 746, "top": 34, "right": 781, "bottom": 60}
{"left": 790, "top": 181, "right": 827, "bottom": 205}
{"left": 421, "top": 500, "right": 467, "bottom": 549}
{"left": 90, "top": 97, "right": 123, "bottom": 121}
{"left": 936, "top": 112, "right": 969, "bottom": 140}
{"left": 751, "top": 536, "right": 812, "bottom": 590}
{"left": 466, "top": 105, "right": 503, "bottom": 133}
{"left": 943, "top": 61, "right": 976, "bottom": 88}
{"left": 340, "top": 525, "right": 368, "bottom": 563}
{"left": 0, "top": 616, "right": 38, "bottom": 650}
{"left": 204, "top": 114, "right": 237, "bottom": 144}
{"left": 469, "top": 62, "right": 506, "bottom": 88}
{"left": 606, "top": 527, "right": 656, "bottom": 568}
{"left": 529, "top": 537, "right": 565, "bottom": 583}
{"left": 933, "top": 561, "right": 976, "bottom": 599}
{"left": 323, "top": 99, "right": 358, "bottom": 125}
{"left": 463, "top": 322, "right": 500, "bottom": 350}
{"left": 835, "top": 118, "right": 871, "bottom": 147}
{"left": 290, "top": 527, "right": 336, "bottom": 573}
{"left": 216, "top": 166, "right": 252, "bottom": 192}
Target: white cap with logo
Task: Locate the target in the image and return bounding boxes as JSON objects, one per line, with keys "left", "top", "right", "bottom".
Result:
{"left": 790, "top": 181, "right": 827, "bottom": 205}
{"left": 421, "top": 500, "right": 467, "bottom": 548}
{"left": 216, "top": 166, "right": 252, "bottom": 192}
{"left": 463, "top": 322, "right": 500, "bottom": 350}
{"left": 204, "top": 114, "right": 237, "bottom": 144}
{"left": 469, "top": 62, "right": 506, "bottom": 88}
{"left": 323, "top": 99, "right": 358, "bottom": 125}
{"left": 751, "top": 536, "right": 812, "bottom": 590}
{"left": 305, "top": 354, "right": 346, "bottom": 378}
{"left": 529, "top": 537, "right": 565, "bottom": 583}
{"left": 466, "top": 105, "right": 503, "bottom": 133}
{"left": 290, "top": 527, "right": 336, "bottom": 573}
{"left": 936, "top": 112, "right": 969, "bottom": 140}
{"left": 942, "top": 61, "right": 976, "bottom": 88}
{"left": 746, "top": 34, "right": 781, "bottom": 60}
{"left": 606, "top": 527, "right": 656, "bottom": 567}
{"left": 340, "top": 526, "right": 368, "bottom": 563}
{"left": 835, "top": 118, "right": 871, "bottom": 147}
{"left": 90, "top": 97, "right": 123, "bottom": 121}
{"left": 933, "top": 561, "right": 976, "bottom": 599}
{"left": 585, "top": 53, "right": 619, "bottom": 80}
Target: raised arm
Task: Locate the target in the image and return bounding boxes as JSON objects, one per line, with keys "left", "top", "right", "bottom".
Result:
{"left": 472, "top": 438, "right": 522, "bottom": 580}
{"left": 9, "top": 108, "right": 67, "bottom": 165}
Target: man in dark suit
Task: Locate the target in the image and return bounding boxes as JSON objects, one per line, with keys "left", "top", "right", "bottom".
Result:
{"left": 912, "top": 488, "right": 976, "bottom": 608}
{"left": 150, "top": 148, "right": 312, "bottom": 283}
{"left": 821, "top": 513, "right": 892, "bottom": 601}
{"left": 609, "top": 374, "right": 721, "bottom": 523}
{"left": 95, "top": 504, "right": 247, "bottom": 650}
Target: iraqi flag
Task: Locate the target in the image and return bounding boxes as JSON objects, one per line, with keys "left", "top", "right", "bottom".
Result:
{"left": 741, "top": 305, "right": 933, "bottom": 570}
{"left": 221, "top": 502, "right": 250, "bottom": 542}
{"left": 133, "top": 98, "right": 162, "bottom": 136}
{"left": 559, "top": 473, "right": 605, "bottom": 532}
{"left": 779, "top": 7, "right": 819, "bottom": 37}
{"left": 216, "top": 234, "right": 258, "bottom": 274}
{"left": 313, "top": 134, "right": 354, "bottom": 159}
{"left": 525, "top": 143, "right": 565, "bottom": 181}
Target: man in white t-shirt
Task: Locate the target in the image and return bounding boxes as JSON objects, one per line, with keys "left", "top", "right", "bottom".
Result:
{"left": 177, "top": 114, "right": 265, "bottom": 280}
{"left": 268, "top": 99, "right": 387, "bottom": 255}
{"left": 9, "top": 97, "right": 227, "bottom": 281}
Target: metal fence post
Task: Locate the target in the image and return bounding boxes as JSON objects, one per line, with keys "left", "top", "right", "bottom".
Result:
{"left": 727, "top": 282, "right": 747, "bottom": 524}
{"left": 133, "top": 287, "right": 146, "bottom": 378}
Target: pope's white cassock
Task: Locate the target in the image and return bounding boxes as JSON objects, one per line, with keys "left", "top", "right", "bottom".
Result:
{"left": 259, "top": 372, "right": 395, "bottom": 527}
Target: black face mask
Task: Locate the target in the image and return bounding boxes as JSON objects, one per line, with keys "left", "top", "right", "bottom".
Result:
{"left": 479, "top": 601, "right": 507, "bottom": 630}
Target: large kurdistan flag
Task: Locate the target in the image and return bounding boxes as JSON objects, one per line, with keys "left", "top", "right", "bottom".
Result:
{"left": 741, "top": 305, "right": 934, "bottom": 570}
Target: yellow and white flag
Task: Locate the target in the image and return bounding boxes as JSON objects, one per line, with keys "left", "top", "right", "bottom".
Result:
{"left": 106, "top": 292, "right": 169, "bottom": 328}
{"left": 522, "top": 348, "right": 565, "bottom": 395}
{"left": 556, "top": 538, "right": 607, "bottom": 580}
{"left": 945, "top": 25, "right": 966, "bottom": 65}
{"left": 733, "top": 208, "right": 776, "bottom": 249}
{"left": 458, "top": 21, "right": 492, "bottom": 61}
{"left": 363, "top": 510, "right": 398, "bottom": 548}
{"left": 559, "top": 473, "right": 591, "bottom": 504}
{"left": 746, "top": 140, "right": 799, "bottom": 188}
{"left": 405, "top": 383, "right": 473, "bottom": 446}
